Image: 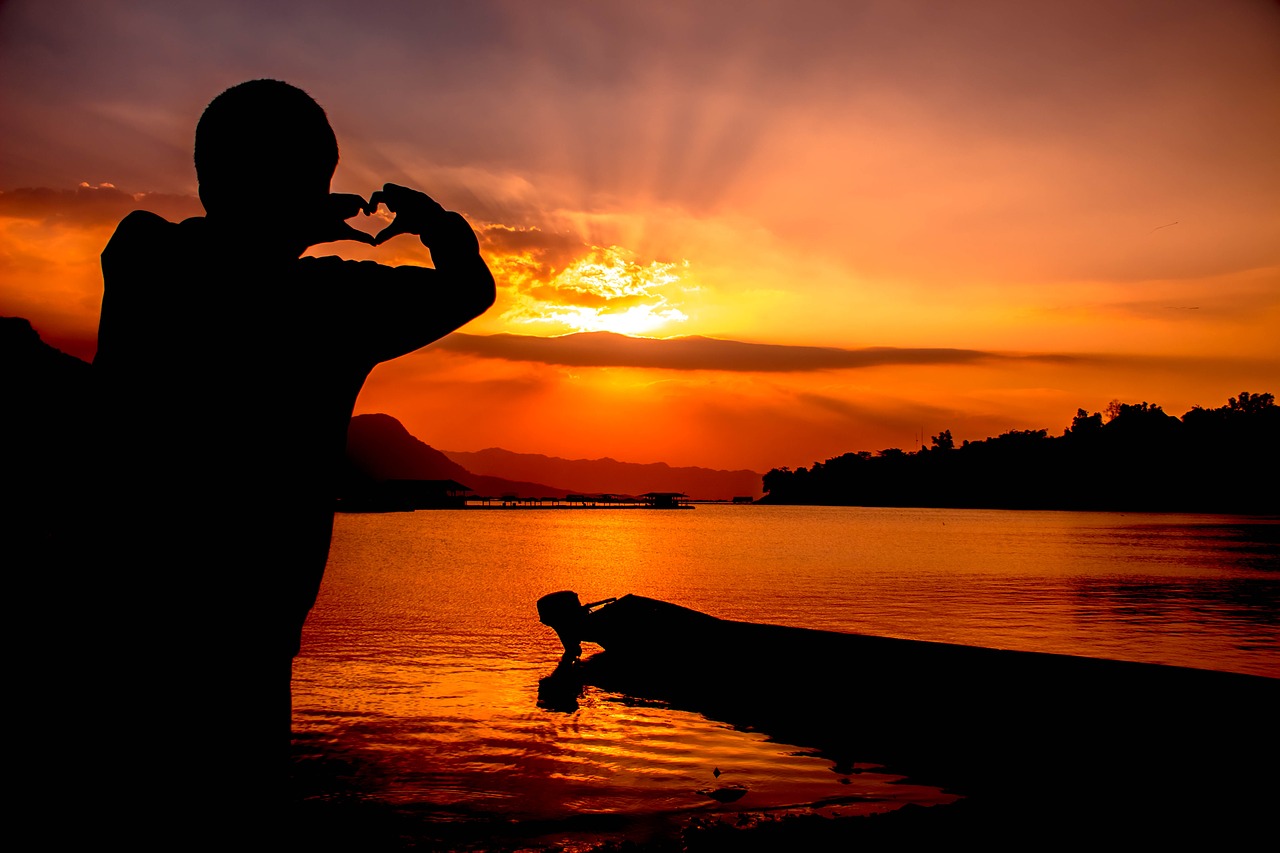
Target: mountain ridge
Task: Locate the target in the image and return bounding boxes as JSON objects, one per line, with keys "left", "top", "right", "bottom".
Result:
{"left": 345, "top": 414, "right": 572, "bottom": 498}
{"left": 442, "top": 446, "right": 762, "bottom": 500}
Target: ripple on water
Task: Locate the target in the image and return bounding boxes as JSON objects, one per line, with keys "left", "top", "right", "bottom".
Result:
{"left": 293, "top": 664, "right": 958, "bottom": 836}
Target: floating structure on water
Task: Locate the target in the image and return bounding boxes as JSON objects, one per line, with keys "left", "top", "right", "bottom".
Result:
{"left": 340, "top": 481, "right": 694, "bottom": 511}
{"left": 337, "top": 478, "right": 473, "bottom": 511}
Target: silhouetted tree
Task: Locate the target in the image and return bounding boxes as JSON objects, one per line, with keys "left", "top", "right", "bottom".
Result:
{"left": 1066, "top": 408, "right": 1102, "bottom": 437}
{"left": 758, "top": 392, "right": 1276, "bottom": 512}
{"left": 1228, "top": 391, "right": 1274, "bottom": 414}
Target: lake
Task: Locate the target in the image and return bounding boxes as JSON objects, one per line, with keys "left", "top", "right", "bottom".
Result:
{"left": 290, "top": 506, "right": 1279, "bottom": 848}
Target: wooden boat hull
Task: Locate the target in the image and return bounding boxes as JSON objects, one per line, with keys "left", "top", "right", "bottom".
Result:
{"left": 540, "top": 592, "right": 1280, "bottom": 838}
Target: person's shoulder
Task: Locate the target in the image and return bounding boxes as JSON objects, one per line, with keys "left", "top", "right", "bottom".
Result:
{"left": 113, "top": 209, "right": 178, "bottom": 234}
{"left": 105, "top": 210, "right": 195, "bottom": 252}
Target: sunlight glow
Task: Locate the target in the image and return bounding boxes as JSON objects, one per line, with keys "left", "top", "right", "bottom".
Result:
{"left": 556, "top": 246, "right": 682, "bottom": 300}
{"left": 533, "top": 303, "right": 689, "bottom": 335}
{"left": 501, "top": 245, "right": 691, "bottom": 335}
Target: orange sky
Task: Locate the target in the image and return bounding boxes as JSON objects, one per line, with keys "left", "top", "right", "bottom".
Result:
{"left": 3, "top": 1, "right": 1278, "bottom": 472}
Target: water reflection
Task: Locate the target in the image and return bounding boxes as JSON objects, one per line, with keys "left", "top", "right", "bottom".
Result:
{"left": 296, "top": 656, "right": 953, "bottom": 849}
{"left": 294, "top": 507, "right": 1279, "bottom": 847}
{"left": 1070, "top": 575, "right": 1278, "bottom": 667}
{"left": 1079, "top": 520, "right": 1280, "bottom": 573}
{"left": 538, "top": 661, "right": 585, "bottom": 714}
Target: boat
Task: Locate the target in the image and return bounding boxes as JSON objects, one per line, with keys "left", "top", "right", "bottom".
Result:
{"left": 536, "top": 591, "right": 1280, "bottom": 837}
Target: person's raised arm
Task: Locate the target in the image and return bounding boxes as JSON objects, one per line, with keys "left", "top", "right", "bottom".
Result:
{"left": 360, "top": 183, "right": 496, "bottom": 363}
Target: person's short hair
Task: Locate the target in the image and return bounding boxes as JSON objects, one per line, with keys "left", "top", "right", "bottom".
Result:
{"left": 195, "top": 80, "right": 338, "bottom": 201}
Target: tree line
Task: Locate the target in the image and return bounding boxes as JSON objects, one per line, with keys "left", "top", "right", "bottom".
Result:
{"left": 760, "top": 392, "right": 1279, "bottom": 513}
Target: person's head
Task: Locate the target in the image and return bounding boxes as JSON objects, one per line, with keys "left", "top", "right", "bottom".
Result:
{"left": 194, "top": 80, "right": 338, "bottom": 219}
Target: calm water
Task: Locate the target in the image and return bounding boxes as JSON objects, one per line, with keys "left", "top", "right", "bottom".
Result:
{"left": 291, "top": 506, "right": 1279, "bottom": 846}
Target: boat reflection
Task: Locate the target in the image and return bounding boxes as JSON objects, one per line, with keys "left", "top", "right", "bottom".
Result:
{"left": 536, "top": 658, "right": 586, "bottom": 714}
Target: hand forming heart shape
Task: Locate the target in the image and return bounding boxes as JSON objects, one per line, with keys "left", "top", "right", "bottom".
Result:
{"left": 315, "top": 184, "right": 450, "bottom": 248}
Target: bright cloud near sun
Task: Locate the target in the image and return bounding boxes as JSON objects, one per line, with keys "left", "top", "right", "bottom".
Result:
{"left": 530, "top": 303, "right": 689, "bottom": 336}
{"left": 502, "top": 245, "right": 690, "bottom": 335}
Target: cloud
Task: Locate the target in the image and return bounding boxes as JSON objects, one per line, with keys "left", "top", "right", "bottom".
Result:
{"left": 478, "top": 224, "right": 587, "bottom": 296}
{"left": 435, "top": 331, "right": 1049, "bottom": 372}
{"left": 0, "top": 184, "right": 202, "bottom": 227}
{"left": 481, "top": 224, "right": 581, "bottom": 258}
{"left": 479, "top": 238, "right": 693, "bottom": 335}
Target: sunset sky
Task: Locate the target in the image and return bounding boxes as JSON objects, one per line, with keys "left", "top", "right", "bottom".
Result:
{"left": 3, "top": 0, "right": 1277, "bottom": 473}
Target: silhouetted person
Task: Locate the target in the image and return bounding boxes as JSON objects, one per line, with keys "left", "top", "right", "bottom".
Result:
{"left": 89, "top": 79, "right": 494, "bottom": 843}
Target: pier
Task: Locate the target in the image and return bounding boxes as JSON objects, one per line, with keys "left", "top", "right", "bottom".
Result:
{"left": 338, "top": 480, "right": 694, "bottom": 511}
{"left": 470, "top": 491, "right": 693, "bottom": 509}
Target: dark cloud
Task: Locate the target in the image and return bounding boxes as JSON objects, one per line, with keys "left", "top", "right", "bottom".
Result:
{"left": 518, "top": 284, "right": 640, "bottom": 311}
{"left": 435, "top": 331, "right": 1050, "bottom": 372}
{"left": 479, "top": 224, "right": 584, "bottom": 274}
{"left": 481, "top": 225, "right": 580, "bottom": 256}
{"left": 0, "top": 185, "right": 202, "bottom": 227}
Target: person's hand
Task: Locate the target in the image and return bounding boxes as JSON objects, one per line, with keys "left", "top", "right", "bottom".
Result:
{"left": 367, "top": 183, "right": 451, "bottom": 246}
{"left": 303, "top": 193, "right": 378, "bottom": 246}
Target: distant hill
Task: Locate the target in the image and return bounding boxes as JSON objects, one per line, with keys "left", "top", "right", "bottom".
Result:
{"left": 2, "top": 318, "right": 93, "bottom": 473}
{"left": 2, "top": 316, "right": 95, "bottom": 546}
{"left": 442, "top": 447, "right": 763, "bottom": 501}
{"left": 345, "top": 414, "right": 571, "bottom": 499}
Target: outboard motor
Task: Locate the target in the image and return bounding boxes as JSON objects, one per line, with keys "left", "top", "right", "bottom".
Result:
{"left": 538, "top": 590, "right": 587, "bottom": 661}
{"left": 538, "top": 591, "right": 616, "bottom": 661}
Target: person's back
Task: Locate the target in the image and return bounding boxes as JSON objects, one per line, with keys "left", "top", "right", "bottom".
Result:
{"left": 90, "top": 79, "right": 495, "bottom": 842}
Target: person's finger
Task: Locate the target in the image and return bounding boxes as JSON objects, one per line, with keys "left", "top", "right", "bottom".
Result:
{"left": 329, "top": 193, "right": 369, "bottom": 219}
{"left": 319, "top": 224, "right": 376, "bottom": 245}
{"left": 381, "top": 182, "right": 413, "bottom": 198}
{"left": 373, "top": 183, "right": 445, "bottom": 212}
{"left": 370, "top": 184, "right": 407, "bottom": 212}
{"left": 395, "top": 184, "right": 443, "bottom": 210}
{"left": 373, "top": 219, "right": 411, "bottom": 245}
{"left": 330, "top": 192, "right": 366, "bottom": 209}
